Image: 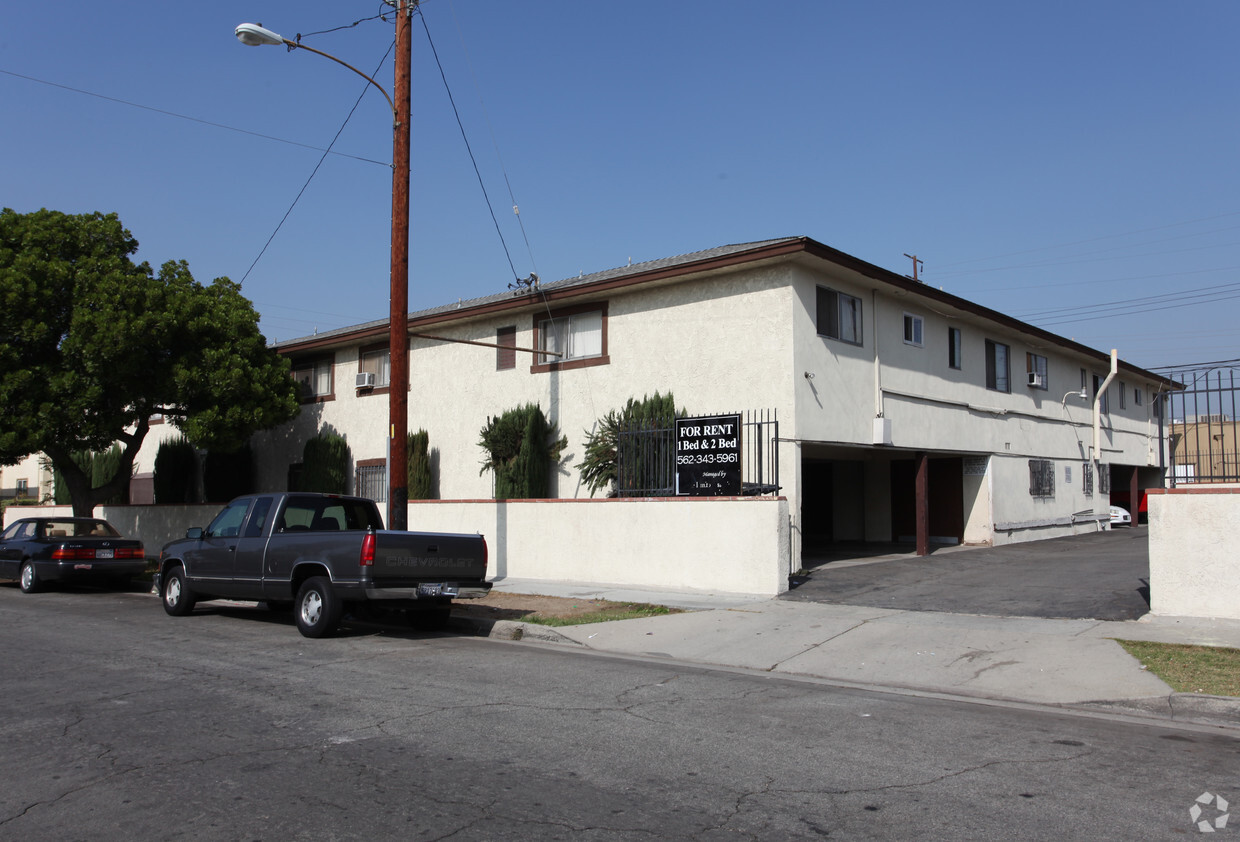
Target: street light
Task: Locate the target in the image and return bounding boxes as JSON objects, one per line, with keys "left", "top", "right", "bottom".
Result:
{"left": 235, "top": 8, "right": 413, "bottom": 530}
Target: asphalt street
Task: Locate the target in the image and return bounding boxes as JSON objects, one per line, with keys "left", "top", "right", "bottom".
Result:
{"left": 0, "top": 582, "right": 1236, "bottom": 840}
{"left": 787, "top": 527, "right": 1151, "bottom": 620}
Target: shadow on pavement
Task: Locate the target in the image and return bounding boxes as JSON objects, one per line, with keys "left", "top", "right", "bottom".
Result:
{"left": 785, "top": 527, "right": 1151, "bottom": 621}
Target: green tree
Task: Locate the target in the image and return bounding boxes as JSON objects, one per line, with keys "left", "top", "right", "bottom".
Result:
{"left": 52, "top": 446, "right": 127, "bottom": 505}
{"left": 578, "top": 392, "right": 684, "bottom": 496}
{"left": 0, "top": 209, "right": 299, "bottom": 516}
{"left": 479, "top": 404, "right": 567, "bottom": 499}
{"left": 408, "top": 429, "right": 434, "bottom": 500}
{"left": 299, "top": 431, "right": 350, "bottom": 494}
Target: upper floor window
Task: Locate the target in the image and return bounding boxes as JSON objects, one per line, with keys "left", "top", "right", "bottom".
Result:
{"left": 496, "top": 326, "right": 517, "bottom": 371}
{"left": 1134, "top": 387, "right": 1144, "bottom": 407}
{"left": 1118, "top": 381, "right": 1127, "bottom": 409}
{"left": 1026, "top": 353, "right": 1048, "bottom": 390}
{"left": 948, "top": 327, "right": 962, "bottom": 370}
{"left": 1092, "top": 373, "right": 1110, "bottom": 413}
{"left": 902, "top": 313, "right": 924, "bottom": 347}
{"left": 292, "top": 357, "right": 333, "bottom": 402}
{"left": 358, "top": 345, "right": 390, "bottom": 390}
{"left": 816, "top": 286, "right": 862, "bottom": 345}
{"left": 985, "top": 340, "right": 1010, "bottom": 393}
{"left": 532, "top": 304, "right": 608, "bottom": 373}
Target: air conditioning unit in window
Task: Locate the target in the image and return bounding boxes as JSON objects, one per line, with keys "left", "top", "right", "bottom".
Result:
{"left": 355, "top": 372, "right": 375, "bottom": 389}
{"left": 1027, "top": 372, "right": 1045, "bottom": 388}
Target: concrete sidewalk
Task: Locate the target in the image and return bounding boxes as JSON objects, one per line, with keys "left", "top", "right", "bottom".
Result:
{"left": 480, "top": 577, "right": 1240, "bottom": 729}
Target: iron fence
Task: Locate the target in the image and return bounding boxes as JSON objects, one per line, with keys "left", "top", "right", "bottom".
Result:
{"left": 1162, "top": 365, "right": 1240, "bottom": 486}
{"left": 615, "top": 409, "right": 779, "bottom": 497}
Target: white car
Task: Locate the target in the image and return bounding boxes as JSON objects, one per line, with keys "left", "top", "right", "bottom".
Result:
{"left": 1110, "top": 505, "right": 1132, "bottom": 527}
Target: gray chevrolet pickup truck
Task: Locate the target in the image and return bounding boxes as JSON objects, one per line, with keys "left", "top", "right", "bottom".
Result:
{"left": 157, "top": 492, "right": 490, "bottom": 638}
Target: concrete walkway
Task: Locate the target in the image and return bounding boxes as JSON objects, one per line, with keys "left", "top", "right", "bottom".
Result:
{"left": 481, "top": 576, "right": 1240, "bottom": 730}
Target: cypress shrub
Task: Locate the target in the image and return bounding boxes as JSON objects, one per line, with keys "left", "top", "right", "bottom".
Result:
{"left": 407, "top": 429, "right": 434, "bottom": 500}
{"left": 154, "top": 436, "right": 199, "bottom": 503}
{"left": 479, "top": 404, "right": 566, "bottom": 499}
{"left": 299, "top": 431, "right": 350, "bottom": 494}
{"left": 578, "top": 392, "right": 684, "bottom": 496}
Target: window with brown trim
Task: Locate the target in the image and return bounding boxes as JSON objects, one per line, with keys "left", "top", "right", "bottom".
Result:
{"left": 291, "top": 356, "right": 334, "bottom": 403}
{"left": 497, "top": 326, "right": 516, "bottom": 371}
{"left": 532, "top": 303, "right": 609, "bottom": 373}
{"left": 358, "top": 345, "right": 390, "bottom": 392}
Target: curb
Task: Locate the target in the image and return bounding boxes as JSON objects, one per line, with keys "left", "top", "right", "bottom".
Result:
{"left": 451, "top": 616, "right": 584, "bottom": 646}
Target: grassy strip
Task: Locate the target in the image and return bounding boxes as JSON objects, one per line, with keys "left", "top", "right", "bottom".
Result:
{"left": 521, "top": 603, "right": 679, "bottom": 627}
{"left": 1115, "top": 639, "right": 1240, "bottom": 697}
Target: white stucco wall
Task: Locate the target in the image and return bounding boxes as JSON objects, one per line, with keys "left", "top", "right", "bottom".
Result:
{"left": 407, "top": 496, "right": 791, "bottom": 596}
{"left": 1148, "top": 488, "right": 1240, "bottom": 619}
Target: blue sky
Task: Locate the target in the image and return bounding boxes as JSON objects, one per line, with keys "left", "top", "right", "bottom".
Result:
{"left": 3, "top": 1, "right": 1238, "bottom": 371}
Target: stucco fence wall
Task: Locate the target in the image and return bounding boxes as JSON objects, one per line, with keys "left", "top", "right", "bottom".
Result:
{"left": 1148, "top": 488, "right": 1240, "bottom": 620}
{"left": 3, "top": 497, "right": 793, "bottom": 598}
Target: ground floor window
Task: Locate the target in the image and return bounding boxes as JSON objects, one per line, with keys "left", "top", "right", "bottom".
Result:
{"left": 1029, "top": 459, "right": 1054, "bottom": 497}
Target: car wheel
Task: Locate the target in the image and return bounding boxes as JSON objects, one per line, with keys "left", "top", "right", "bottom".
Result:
{"left": 295, "top": 577, "right": 343, "bottom": 638}
{"left": 19, "top": 561, "right": 41, "bottom": 594}
{"left": 162, "top": 566, "right": 196, "bottom": 616}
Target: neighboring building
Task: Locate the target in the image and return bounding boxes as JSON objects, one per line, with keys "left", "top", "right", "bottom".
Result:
{"left": 195, "top": 236, "right": 1176, "bottom": 566}
{"left": 0, "top": 453, "right": 52, "bottom": 503}
{"left": 1169, "top": 415, "right": 1239, "bottom": 484}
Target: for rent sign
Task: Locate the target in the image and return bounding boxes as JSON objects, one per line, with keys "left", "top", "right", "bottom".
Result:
{"left": 675, "top": 414, "right": 742, "bottom": 496}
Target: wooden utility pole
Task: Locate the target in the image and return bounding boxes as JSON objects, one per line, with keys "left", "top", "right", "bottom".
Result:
{"left": 903, "top": 253, "right": 924, "bottom": 282}
{"left": 388, "top": 0, "right": 414, "bottom": 530}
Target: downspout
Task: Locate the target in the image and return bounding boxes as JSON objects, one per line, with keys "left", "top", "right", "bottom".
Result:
{"left": 873, "top": 290, "right": 882, "bottom": 418}
{"left": 1093, "top": 349, "right": 1118, "bottom": 528}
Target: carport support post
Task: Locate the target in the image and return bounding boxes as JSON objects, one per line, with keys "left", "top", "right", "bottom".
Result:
{"left": 915, "top": 451, "right": 929, "bottom": 556}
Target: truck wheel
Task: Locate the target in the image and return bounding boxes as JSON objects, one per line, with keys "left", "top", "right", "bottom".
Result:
{"left": 162, "top": 565, "right": 196, "bottom": 616}
{"left": 19, "top": 561, "right": 41, "bottom": 594}
{"left": 295, "top": 577, "right": 343, "bottom": 638}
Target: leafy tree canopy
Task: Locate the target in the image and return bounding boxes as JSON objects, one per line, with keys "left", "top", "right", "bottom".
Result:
{"left": 0, "top": 208, "right": 300, "bottom": 515}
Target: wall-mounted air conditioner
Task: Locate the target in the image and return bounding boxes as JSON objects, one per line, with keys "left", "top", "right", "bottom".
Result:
{"left": 356, "top": 372, "right": 376, "bottom": 389}
{"left": 1027, "top": 372, "right": 1045, "bottom": 388}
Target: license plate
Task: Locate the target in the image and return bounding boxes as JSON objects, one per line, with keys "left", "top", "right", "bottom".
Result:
{"left": 74, "top": 563, "right": 92, "bottom": 570}
{"left": 417, "top": 584, "right": 442, "bottom": 597}
{"left": 96, "top": 549, "right": 114, "bottom": 559}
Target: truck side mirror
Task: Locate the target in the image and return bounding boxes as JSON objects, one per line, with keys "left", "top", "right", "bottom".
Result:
{"left": 186, "top": 527, "right": 203, "bottom": 540}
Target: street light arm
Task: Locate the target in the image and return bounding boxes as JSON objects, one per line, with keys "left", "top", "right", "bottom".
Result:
{"left": 234, "top": 23, "right": 397, "bottom": 121}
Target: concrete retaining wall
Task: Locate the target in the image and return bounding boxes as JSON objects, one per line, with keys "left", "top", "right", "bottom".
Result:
{"left": 4, "top": 497, "right": 792, "bottom": 597}
{"left": 1148, "top": 487, "right": 1240, "bottom": 620}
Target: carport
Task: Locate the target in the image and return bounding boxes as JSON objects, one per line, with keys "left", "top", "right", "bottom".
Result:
{"left": 785, "top": 527, "right": 1150, "bottom": 621}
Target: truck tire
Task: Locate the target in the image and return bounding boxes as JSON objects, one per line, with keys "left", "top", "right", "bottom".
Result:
{"left": 161, "top": 565, "right": 197, "bottom": 616}
{"left": 295, "top": 577, "right": 343, "bottom": 638}
{"left": 19, "top": 561, "right": 41, "bottom": 594}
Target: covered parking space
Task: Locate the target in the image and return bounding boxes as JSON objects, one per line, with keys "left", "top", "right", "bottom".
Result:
{"left": 785, "top": 527, "right": 1150, "bottom": 621}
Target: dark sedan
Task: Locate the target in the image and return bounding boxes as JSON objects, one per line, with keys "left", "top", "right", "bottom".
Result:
{"left": 0, "top": 517, "right": 146, "bottom": 593}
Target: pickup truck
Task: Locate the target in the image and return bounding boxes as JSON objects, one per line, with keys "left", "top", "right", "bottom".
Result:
{"left": 157, "top": 492, "right": 490, "bottom": 638}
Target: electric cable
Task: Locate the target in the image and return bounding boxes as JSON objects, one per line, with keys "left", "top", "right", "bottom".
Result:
{"left": 241, "top": 41, "right": 396, "bottom": 285}
{"left": 0, "top": 69, "right": 389, "bottom": 167}
{"left": 418, "top": 10, "right": 521, "bottom": 282}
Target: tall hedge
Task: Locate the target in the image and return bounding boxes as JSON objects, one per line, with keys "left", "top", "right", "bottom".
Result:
{"left": 299, "top": 431, "right": 351, "bottom": 494}
{"left": 408, "top": 429, "right": 434, "bottom": 500}
{"left": 53, "top": 445, "right": 127, "bottom": 505}
{"left": 479, "top": 404, "right": 566, "bottom": 499}
{"left": 154, "top": 436, "right": 199, "bottom": 504}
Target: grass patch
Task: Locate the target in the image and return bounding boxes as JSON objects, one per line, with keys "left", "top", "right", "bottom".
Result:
{"left": 1115, "top": 639, "right": 1240, "bottom": 697}
{"left": 522, "top": 603, "right": 679, "bottom": 627}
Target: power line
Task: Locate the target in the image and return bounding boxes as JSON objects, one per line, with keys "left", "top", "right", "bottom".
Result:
{"left": 0, "top": 68, "right": 389, "bottom": 167}
{"left": 241, "top": 42, "right": 396, "bottom": 284}
{"left": 418, "top": 10, "right": 521, "bottom": 282}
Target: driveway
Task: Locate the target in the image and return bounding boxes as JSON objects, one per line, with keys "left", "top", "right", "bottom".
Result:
{"left": 784, "top": 527, "right": 1150, "bottom": 621}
